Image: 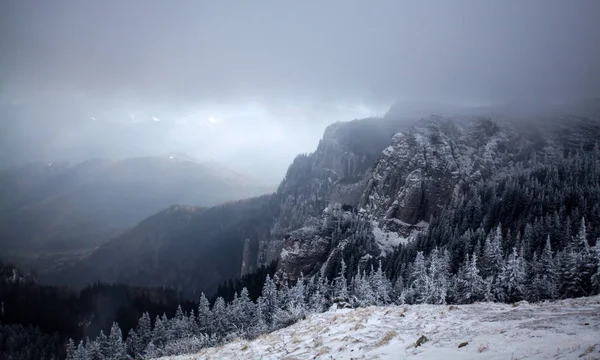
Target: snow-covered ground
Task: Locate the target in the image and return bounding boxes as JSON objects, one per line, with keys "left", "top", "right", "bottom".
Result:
{"left": 162, "top": 296, "right": 600, "bottom": 360}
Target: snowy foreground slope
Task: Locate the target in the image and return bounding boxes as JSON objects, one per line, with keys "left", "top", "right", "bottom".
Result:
{"left": 161, "top": 296, "right": 600, "bottom": 360}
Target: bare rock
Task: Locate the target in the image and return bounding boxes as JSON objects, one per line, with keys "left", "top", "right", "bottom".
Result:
{"left": 415, "top": 335, "right": 429, "bottom": 347}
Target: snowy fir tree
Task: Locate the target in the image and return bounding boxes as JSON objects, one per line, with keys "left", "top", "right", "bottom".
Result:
{"left": 333, "top": 259, "right": 349, "bottom": 301}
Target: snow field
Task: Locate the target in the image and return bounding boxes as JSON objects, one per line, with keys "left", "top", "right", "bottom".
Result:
{"left": 162, "top": 295, "right": 600, "bottom": 360}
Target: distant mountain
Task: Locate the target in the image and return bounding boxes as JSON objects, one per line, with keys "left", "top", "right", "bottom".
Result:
{"left": 0, "top": 154, "right": 271, "bottom": 259}
{"left": 48, "top": 195, "right": 279, "bottom": 295}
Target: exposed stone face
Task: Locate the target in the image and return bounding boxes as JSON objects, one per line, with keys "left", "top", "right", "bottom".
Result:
{"left": 360, "top": 116, "right": 517, "bottom": 226}
{"left": 259, "top": 117, "right": 413, "bottom": 266}
{"left": 267, "top": 110, "right": 600, "bottom": 281}
{"left": 273, "top": 116, "right": 522, "bottom": 280}
{"left": 240, "top": 238, "right": 252, "bottom": 276}
{"left": 277, "top": 227, "right": 331, "bottom": 282}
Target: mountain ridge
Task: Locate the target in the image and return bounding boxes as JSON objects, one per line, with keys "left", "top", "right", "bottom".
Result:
{"left": 44, "top": 100, "right": 600, "bottom": 295}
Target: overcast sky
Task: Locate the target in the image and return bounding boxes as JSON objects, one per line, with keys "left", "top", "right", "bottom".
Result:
{"left": 1, "top": 0, "right": 599, "bottom": 182}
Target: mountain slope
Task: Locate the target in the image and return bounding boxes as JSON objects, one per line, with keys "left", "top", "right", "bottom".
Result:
{"left": 49, "top": 195, "right": 280, "bottom": 295}
{"left": 275, "top": 107, "right": 600, "bottom": 281}
{"left": 50, "top": 101, "right": 600, "bottom": 294}
{"left": 0, "top": 155, "right": 270, "bottom": 256}
{"left": 160, "top": 295, "right": 600, "bottom": 360}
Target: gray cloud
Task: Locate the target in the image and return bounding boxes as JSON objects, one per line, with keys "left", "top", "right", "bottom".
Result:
{"left": 1, "top": 0, "right": 599, "bottom": 181}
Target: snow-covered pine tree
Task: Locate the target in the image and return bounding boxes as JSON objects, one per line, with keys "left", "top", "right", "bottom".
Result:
{"left": 73, "top": 340, "right": 87, "bottom": 360}
{"left": 97, "top": 330, "right": 110, "bottom": 359}
{"left": 591, "top": 239, "right": 600, "bottom": 293}
{"left": 370, "top": 260, "right": 391, "bottom": 305}
{"left": 427, "top": 248, "right": 449, "bottom": 304}
{"left": 161, "top": 313, "right": 173, "bottom": 343}
{"left": 85, "top": 337, "right": 102, "bottom": 360}
{"left": 170, "top": 305, "right": 188, "bottom": 341}
{"left": 353, "top": 269, "right": 375, "bottom": 306}
{"left": 238, "top": 287, "right": 256, "bottom": 332}
{"left": 454, "top": 253, "right": 486, "bottom": 303}
{"left": 261, "top": 274, "right": 278, "bottom": 325}
{"left": 143, "top": 341, "right": 160, "bottom": 359}
{"left": 409, "top": 251, "right": 430, "bottom": 304}
{"left": 211, "top": 297, "right": 229, "bottom": 337}
{"left": 392, "top": 275, "right": 404, "bottom": 304}
{"left": 498, "top": 247, "right": 527, "bottom": 302}
{"left": 107, "top": 322, "right": 127, "bottom": 360}
{"left": 483, "top": 225, "right": 504, "bottom": 279}
{"left": 151, "top": 315, "right": 168, "bottom": 350}
{"left": 197, "top": 293, "right": 212, "bottom": 334}
{"left": 288, "top": 273, "right": 306, "bottom": 311}
{"left": 126, "top": 328, "right": 139, "bottom": 358}
{"left": 252, "top": 296, "right": 269, "bottom": 336}
{"left": 558, "top": 248, "right": 585, "bottom": 298}
{"left": 65, "top": 338, "right": 76, "bottom": 360}
{"left": 227, "top": 288, "right": 253, "bottom": 334}
{"left": 537, "top": 236, "right": 558, "bottom": 300}
{"left": 307, "top": 274, "right": 328, "bottom": 312}
{"left": 333, "top": 259, "right": 349, "bottom": 302}
{"left": 577, "top": 218, "right": 598, "bottom": 294}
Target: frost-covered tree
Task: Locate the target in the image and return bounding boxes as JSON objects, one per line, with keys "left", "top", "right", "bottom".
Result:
{"left": 532, "top": 237, "right": 558, "bottom": 300}
{"left": 211, "top": 297, "right": 229, "bottom": 336}
{"left": 483, "top": 225, "right": 504, "bottom": 279}
{"left": 65, "top": 338, "right": 76, "bottom": 360}
{"left": 96, "top": 330, "right": 111, "bottom": 359}
{"left": 353, "top": 269, "right": 375, "bottom": 306}
{"left": 454, "top": 253, "right": 486, "bottom": 303}
{"left": 107, "top": 322, "right": 127, "bottom": 360}
{"left": 427, "top": 248, "right": 449, "bottom": 304}
{"left": 261, "top": 275, "right": 278, "bottom": 325}
{"left": 409, "top": 251, "right": 430, "bottom": 304}
{"left": 73, "top": 341, "right": 87, "bottom": 360}
{"left": 497, "top": 247, "right": 527, "bottom": 302}
{"left": 288, "top": 273, "right": 306, "bottom": 310}
{"left": 308, "top": 273, "right": 329, "bottom": 312}
{"left": 85, "top": 337, "right": 102, "bottom": 360}
{"left": 333, "top": 259, "right": 349, "bottom": 301}
{"left": 370, "top": 260, "right": 391, "bottom": 305}
{"left": 170, "top": 305, "right": 191, "bottom": 341}
{"left": 228, "top": 288, "right": 255, "bottom": 333}
{"left": 252, "top": 296, "right": 269, "bottom": 336}
{"left": 591, "top": 239, "right": 600, "bottom": 292}
{"left": 197, "top": 293, "right": 212, "bottom": 334}
{"left": 151, "top": 315, "right": 168, "bottom": 350}
{"left": 558, "top": 248, "right": 585, "bottom": 298}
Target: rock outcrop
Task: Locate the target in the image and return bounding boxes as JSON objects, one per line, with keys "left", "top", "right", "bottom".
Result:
{"left": 272, "top": 113, "right": 574, "bottom": 280}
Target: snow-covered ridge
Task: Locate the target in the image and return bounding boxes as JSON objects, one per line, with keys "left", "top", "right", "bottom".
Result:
{"left": 161, "top": 295, "right": 600, "bottom": 360}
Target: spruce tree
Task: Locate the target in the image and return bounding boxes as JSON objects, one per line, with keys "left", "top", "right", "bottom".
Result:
{"left": 409, "top": 252, "right": 430, "bottom": 304}
{"left": 333, "top": 259, "right": 349, "bottom": 301}
{"left": 261, "top": 275, "right": 278, "bottom": 325}
{"left": 197, "top": 293, "right": 212, "bottom": 334}
{"left": 498, "top": 247, "right": 527, "bottom": 302}
{"left": 370, "top": 260, "right": 391, "bottom": 305}
{"left": 108, "top": 322, "right": 127, "bottom": 360}
{"left": 455, "top": 253, "right": 486, "bottom": 303}
{"left": 483, "top": 225, "right": 504, "bottom": 279}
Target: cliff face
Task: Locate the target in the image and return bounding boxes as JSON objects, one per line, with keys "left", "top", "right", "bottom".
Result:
{"left": 258, "top": 116, "right": 416, "bottom": 266}
{"left": 273, "top": 109, "right": 599, "bottom": 281}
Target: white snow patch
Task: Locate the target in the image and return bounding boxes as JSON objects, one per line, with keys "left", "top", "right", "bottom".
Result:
{"left": 160, "top": 295, "right": 600, "bottom": 360}
{"left": 371, "top": 221, "right": 408, "bottom": 256}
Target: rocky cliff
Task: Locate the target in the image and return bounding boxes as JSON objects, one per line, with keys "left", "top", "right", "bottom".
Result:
{"left": 273, "top": 103, "right": 600, "bottom": 281}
